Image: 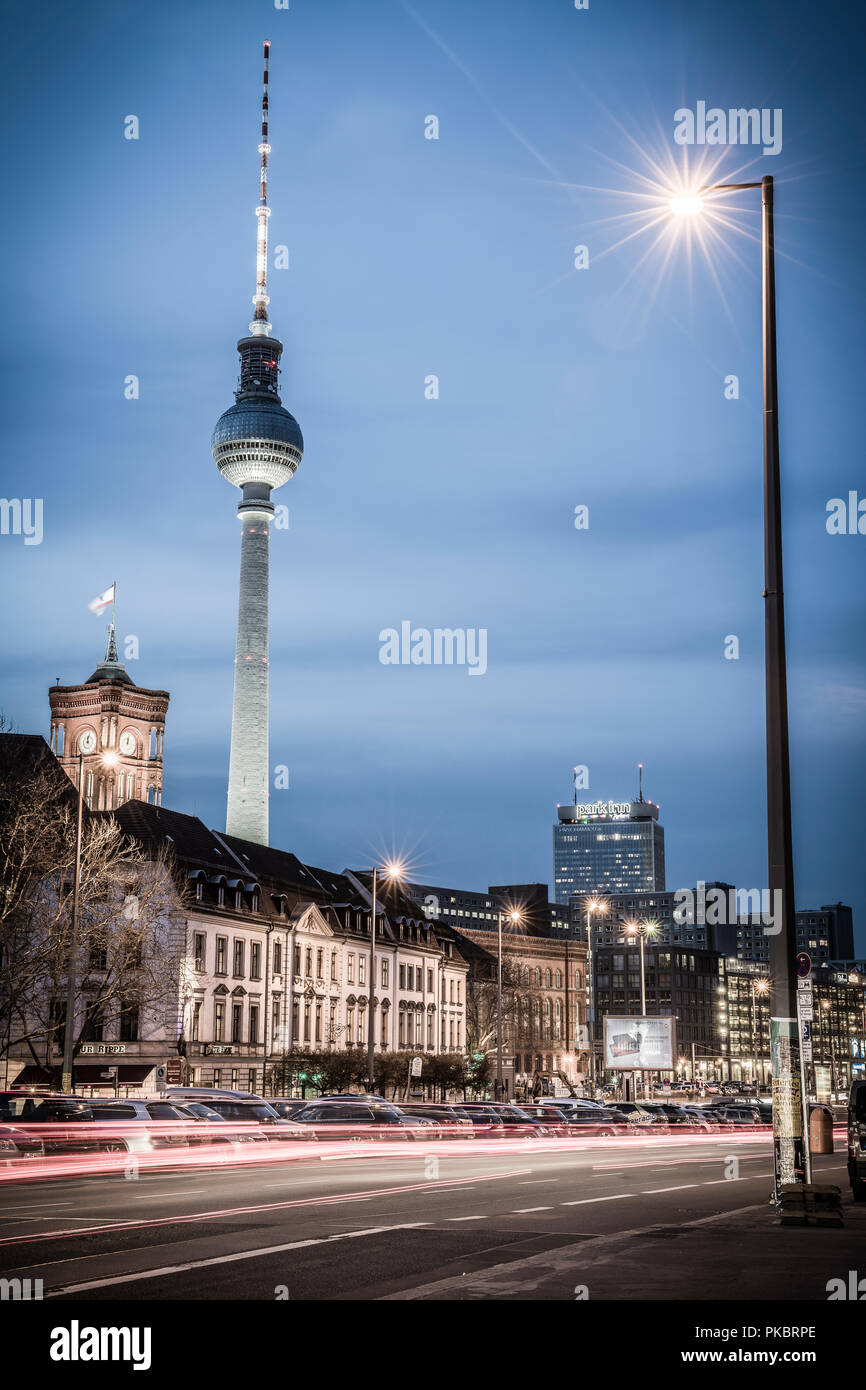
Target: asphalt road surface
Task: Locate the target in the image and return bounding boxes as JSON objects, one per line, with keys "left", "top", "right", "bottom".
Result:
{"left": 0, "top": 1132, "right": 850, "bottom": 1300}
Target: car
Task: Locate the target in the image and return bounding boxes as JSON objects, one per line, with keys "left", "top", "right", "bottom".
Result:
{"left": 397, "top": 1103, "right": 476, "bottom": 1137}
{"left": 847, "top": 1080, "right": 866, "bottom": 1201}
{"left": 0, "top": 1123, "right": 44, "bottom": 1164}
{"left": 558, "top": 1107, "right": 627, "bottom": 1137}
{"left": 291, "top": 1099, "right": 432, "bottom": 1140}
{"left": 185, "top": 1095, "right": 313, "bottom": 1140}
{"left": 652, "top": 1103, "right": 706, "bottom": 1129}
{"left": 0, "top": 1092, "right": 125, "bottom": 1156}
{"left": 267, "top": 1098, "right": 313, "bottom": 1120}
{"left": 607, "top": 1101, "right": 669, "bottom": 1132}
{"left": 679, "top": 1106, "right": 722, "bottom": 1132}
{"left": 88, "top": 1098, "right": 193, "bottom": 1152}
{"left": 461, "top": 1103, "right": 555, "bottom": 1137}
{"left": 158, "top": 1101, "right": 271, "bottom": 1149}
{"left": 712, "top": 1106, "right": 761, "bottom": 1128}
{"left": 518, "top": 1104, "right": 572, "bottom": 1136}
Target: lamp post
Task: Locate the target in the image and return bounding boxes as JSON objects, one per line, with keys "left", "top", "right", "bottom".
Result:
{"left": 496, "top": 907, "right": 522, "bottom": 1101}
{"left": 367, "top": 860, "right": 404, "bottom": 1093}
{"left": 751, "top": 978, "right": 770, "bottom": 1097}
{"left": 624, "top": 918, "right": 658, "bottom": 1098}
{"left": 584, "top": 897, "right": 605, "bottom": 1096}
{"left": 670, "top": 175, "right": 804, "bottom": 1193}
{"left": 61, "top": 749, "right": 118, "bottom": 1094}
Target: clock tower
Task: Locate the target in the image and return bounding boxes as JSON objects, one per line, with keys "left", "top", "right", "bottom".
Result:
{"left": 49, "top": 624, "right": 170, "bottom": 811}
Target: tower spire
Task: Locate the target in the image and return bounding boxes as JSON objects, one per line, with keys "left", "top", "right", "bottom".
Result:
{"left": 250, "top": 40, "right": 272, "bottom": 337}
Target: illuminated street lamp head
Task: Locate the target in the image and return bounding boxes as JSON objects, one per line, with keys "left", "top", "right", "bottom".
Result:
{"left": 508, "top": 909, "right": 523, "bottom": 925}
{"left": 669, "top": 191, "right": 704, "bottom": 217}
{"left": 380, "top": 858, "right": 405, "bottom": 882}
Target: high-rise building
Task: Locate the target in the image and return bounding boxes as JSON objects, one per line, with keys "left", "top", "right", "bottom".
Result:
{"left": 553, "top": 777, "right": 665, "bottom": 904}
{"left": 738, "top": 902, "right": 855, "bottom": 964}
{"left": 48, "top": 623, "right": 169, "bottom": 810}
{"left": 212, "top": 43, "right": 303, "bottom": 846}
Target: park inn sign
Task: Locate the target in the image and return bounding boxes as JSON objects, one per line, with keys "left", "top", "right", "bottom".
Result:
{"left": 574, "top": 801, "right": 631, "bottom": 818}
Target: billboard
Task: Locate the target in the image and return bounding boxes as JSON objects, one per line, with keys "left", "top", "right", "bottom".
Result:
{"left": 603, "top": 1017, "right": 675, "bottom": 1071}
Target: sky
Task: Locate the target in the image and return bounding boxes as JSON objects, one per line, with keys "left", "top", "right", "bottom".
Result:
{"left": 1, "top": 0, "right": 864, "bottom": 948}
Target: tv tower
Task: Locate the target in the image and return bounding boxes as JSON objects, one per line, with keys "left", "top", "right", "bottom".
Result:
{"left": 212, "top": 42, "right": 303, "bottom": 845}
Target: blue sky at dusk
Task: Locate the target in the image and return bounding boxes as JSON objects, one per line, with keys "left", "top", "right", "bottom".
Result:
{"left": 1, "top": 1, "right": 864, "bottom": 945}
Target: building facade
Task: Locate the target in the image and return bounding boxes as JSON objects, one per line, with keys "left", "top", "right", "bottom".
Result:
{"left": 553, "top": 794, "right": 665, "bottom": 904}
{"left": 48, "top": 628, "right": 169, "bottom": 811}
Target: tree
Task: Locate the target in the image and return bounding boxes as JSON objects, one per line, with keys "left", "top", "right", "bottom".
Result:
{"left": 463, "top": 950, "right": 524, "bottom": 1064}
{"left": 0, "top": 734, "right": 184, "bottom": 1084}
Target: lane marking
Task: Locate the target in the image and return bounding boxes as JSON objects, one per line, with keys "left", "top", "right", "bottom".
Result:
{"left": 560, "top": 1194, "right": 633, "bottom": 1206}
{"left": 45, "top": 1222, "right": 432, "bottom": 1297}
{"left": 642, "top": 1184, "right": 698, "bottom": 1193}
{"left": 0, "top": 1167, "right": 532, "bottom": 1249}
{"left": 511, "top": 1206, "right": 553, "bottom": 1213}
{"left": 133, "top": 1190, "right": 205, "bottom": 1199}
{"left": 446, "top": 1215, "right": 484, "bottom": 1222}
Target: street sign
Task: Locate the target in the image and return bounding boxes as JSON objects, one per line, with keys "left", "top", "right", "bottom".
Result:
{"left": 410, "top": 1056, "right": 423, "bottom": 1078}
{"left": 166, "top": 1059, "right": 183, "bottom": 1084}
{"left": 796, "top": 986, "right": 813, "bottom": 1021}
{"left": 801, "top": 1020, "right": 813, "bottom": 1062}
{"left": 795, "top": 952, "right": 811, "bottom": 978}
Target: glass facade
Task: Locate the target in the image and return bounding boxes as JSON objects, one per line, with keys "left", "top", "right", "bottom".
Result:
{"left": 553, "top": 810, "right": 665, "bottom": 904}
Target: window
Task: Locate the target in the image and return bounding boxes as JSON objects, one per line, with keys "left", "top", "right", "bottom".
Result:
{"left": 215, "top": 937, "right": 227, "bottom": 975}
{"left": 250, "top": 942, "right": 261, "bottom": 979}
{"left": 380, "top": 1008, "right": 388, "bottom": 1047}
{"left": 315, "top": 1003, "right": 322, "bottom": 1043}
{"left": 347, "top": 954, "right": 355, "bottom": 984}
{"left": 330, "top": 949, "right": 338, "bottom": 980}
{"left": 271, "top": 997, "right": 281, "bottom": 1046}
{"left": 305, "top": 947, "right": 313, "bottom": 976}
{"left": 248, "top": 1068, "right": 256, "bottom": 1091}
{"left": 192, "top": 1001, "right": 202, "bottom": 1042}
{"left": 193, "top": 933, "right": 206, "bottom": 971}
{"left": 347, "top": 1005, "right": 355, "bottom": 1041}
{"left": 291, "top": 997, "right": 299, "bottom": 1042}
{"left": 231, "top": 1002, "right": 243, "bottom": 1043}
{"left": 249, "top": 1004, "right": 259, "bottom": 1045}
{"left": 273, "top": 941, "right": 282, "bottom": 976}
{"left": 213, "top": 1069, "right": 221, "bottom": 1087}
{"left": 303, "top": 1000, "right": 311, "bottom": 1043}
{"left": 214, "top": 1000, "right": 225, "bottom": 1042}
{"left": 449, "top": 980, "right": 454, "bottom": 1004}
{"left": 399, "top": 964, "right": 406, "bottom": 989}
{"left": 294, "top": 943, "right": 301, "bottom": 974}
{"left": 217, "top": 884, "right": 225, "bottom": 907}
{"left": 195, "top": 880, "right": 203, "bottom": 902}
{"left": 231, "top": 1068, "right": 239, "bottom": 1089}
{"left": 427, "top": 967, "right": 433, "bottom": 993}
{"left": 233, "top": 939, "right": 245, "bottom": 977}
{"left": 316, "top": 947, "right": 324, "bottom": 978}
{"left": 234, "top": 889, "right": 242, "bottom": 910}
{"left": 359, "top": 955, "right": 366, "bottom": 986}
{"left": 381, "top": 958, "right": 389, "bottom": 988}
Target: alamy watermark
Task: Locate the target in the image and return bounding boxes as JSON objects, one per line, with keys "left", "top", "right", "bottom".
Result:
{"left": 0, "top": 498, "right": 43, "bottom": 545}
{"left": 673, "top": 884, "right": 782, "bottom": 933}
{"left": 379, "top": 622, "right": 487, "bottom": 676}
{"left": 674, "top": 102, "right": 782, "bottom": 156}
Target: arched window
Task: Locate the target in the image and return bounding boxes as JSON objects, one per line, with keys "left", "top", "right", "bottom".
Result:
{"left": 534, "top": 968, "right": 541, "bottom": 987}
{"left": 555, "top": 970, "right": 563, "bottom": 989}
{"left": 543, "top": 998, "right": 552, "bottom": 1040}
{"left": 554, "top": 1000, "right": 562, "bottom": 1039}
{"left": 544, "top": 969, "right": 552, "bottom": 989}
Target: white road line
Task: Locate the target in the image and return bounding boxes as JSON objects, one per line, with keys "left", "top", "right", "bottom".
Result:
{"left": 519, "top": 1179, "right": 557, "bottom": 1185}
{"left": 642, "top": 1184, "right": 698, "bottom": 1194}
{"left": 45, "top": 1222, "right": 432, "bottom": 1297}
{"left": 446, "top": 1215, "right": 484, "bottom": 1221}
{"left": 133, "top": 1190, "right": 205, "bottom": 1199}
{"left": 0, "top": 1202, "right": 74, "bottom": 1212}
{"left": 560, "top": 1194, "right": 634, "bottom": 1206}
{"left": 511, "top": 1206, "right": 553, "bottom": 1213}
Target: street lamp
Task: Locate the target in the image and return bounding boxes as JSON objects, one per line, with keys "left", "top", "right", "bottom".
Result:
{"left": 496, "top": 907, "right": 523, "bottom": 1100}
{"left": 668, "top": 174, "right": 804, "bottom": 1191}
{"left": 750, "top": 977, "right": 770, "bottom": 1097}
{"left": 61, "top": 749, "right": 119, "bottom": 1094}
{"left": 584, "top": 897, "right": 606, "bottom": 1095}
{"left": 624, "top": 918, "right": 658, "bottom": 1097}
{"left": 366, "top": 859, "right": 404, "bottom": 1093}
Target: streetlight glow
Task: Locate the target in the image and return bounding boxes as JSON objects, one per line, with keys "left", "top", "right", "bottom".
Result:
{"left": 669, "top": 191, "right": 703, "bottom": 217}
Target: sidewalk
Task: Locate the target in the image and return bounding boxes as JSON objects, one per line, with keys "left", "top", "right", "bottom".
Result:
{"left": 384, "top": 1192, "right": 866, "bottom": 1301}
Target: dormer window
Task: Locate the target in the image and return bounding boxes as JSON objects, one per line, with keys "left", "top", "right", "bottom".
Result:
{"left": 195, "top": 881, "right": 203, "bottom": 902}
{"left": 218, "top": 885, "right": 225, "bottom": 907}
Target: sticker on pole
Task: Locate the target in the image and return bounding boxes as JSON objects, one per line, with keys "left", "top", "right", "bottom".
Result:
{"left": 795, "top": 952, "right": 811, "bottom": 978}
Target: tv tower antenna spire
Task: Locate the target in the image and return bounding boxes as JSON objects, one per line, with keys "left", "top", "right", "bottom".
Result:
{"left": 251, "top": 40, "right": 272, "bottom": 336}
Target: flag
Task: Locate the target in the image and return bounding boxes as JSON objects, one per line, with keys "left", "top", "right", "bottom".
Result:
{"left": 88, "top": 584, "right": 115, "bottom": 614}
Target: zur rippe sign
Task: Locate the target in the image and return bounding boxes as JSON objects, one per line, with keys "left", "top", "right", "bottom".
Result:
{"left": 602, "top": 1017, "right": 675, "bottom": 1071}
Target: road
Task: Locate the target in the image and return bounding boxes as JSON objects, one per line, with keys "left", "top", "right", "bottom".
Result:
{"left": 0, "top": 1132, "right": 853, "bottom": 1300}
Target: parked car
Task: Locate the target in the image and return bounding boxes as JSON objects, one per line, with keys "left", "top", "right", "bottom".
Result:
{"left": 291, "top": 1099, "right": 434, "bottom": 1140}
{"left": 606, "top": 1101, "right": 669, "bottom": 1132}
{"left": 712, "top": 1106, "right": 762, "bottom": 1128}
{"left": 185, "top": 1095, "right": 313, "bottom": 1140}
{"left": 88, "top": 1098, "right": 193, "bottom": 1152}
{"left": 460, "top": 1103, "right": 553, "bottom": 1138}
{"left": 0, "top": 1123, "right": 44, "bottom": 1164}
{"left": 267, "top": 1098, "right": 313, "bottom": 1120}
{"left": 0, "top": 1092, "right": 124, "bottom": 1155}
{"left": 654, "top": 1103, "right": 705, "bottom": 1130}
{"left": 397, "top": 1103, "right": 476, "bottom": 1137}
{"left": 154, "top": 1100, "right": 270, "bottom": 1150}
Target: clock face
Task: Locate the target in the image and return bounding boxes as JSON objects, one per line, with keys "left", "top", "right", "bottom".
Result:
{"left": 119, "top": 731, "right": 137, "bottom": 756}
{"left": 79, "top": 730, "right": 97, "bottom": 754}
